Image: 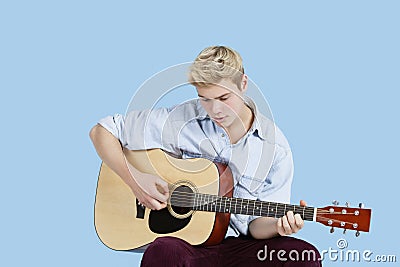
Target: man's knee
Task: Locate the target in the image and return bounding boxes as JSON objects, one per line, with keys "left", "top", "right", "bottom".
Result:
{"left": 141, "top": 237, "right": 190, "bottom": 266}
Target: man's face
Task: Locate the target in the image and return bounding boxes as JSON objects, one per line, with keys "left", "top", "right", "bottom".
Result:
{"left": 196, "top": 78, "right": 247, "bottom": 130}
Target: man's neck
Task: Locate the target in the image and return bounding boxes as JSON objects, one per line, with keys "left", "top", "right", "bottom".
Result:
{"left": 225, "top": 105, "right": 254, "bottom": 144}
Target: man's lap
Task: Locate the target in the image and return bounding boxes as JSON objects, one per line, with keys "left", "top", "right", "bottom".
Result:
{"left": 141, "top": 235, "right": 322, "bottom": 267}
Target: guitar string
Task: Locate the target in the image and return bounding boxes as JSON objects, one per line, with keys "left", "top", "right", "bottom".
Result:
{"left": 169, "top": 192, "right": 314, "bottom": 210}
{"left": 167, "top": 203, "right": 315, "bottom": 218}
{"left": 315, "top": 216, "right": 362, "bottom": 228}
{"left": 169, "top": 190, "right": 313, "bottom": 208}
{"left": 168, "top": 191, "right": 315, "bottom": 210}
{"left": 168, "top": 190, "right": 365, "bottom": 210}
{"left": 167, "top": 191, "right": 363, "bottom": 216}
{"left": 165, "top": 191, "right": 315, "bottom": 218}
{"left": 165, "top": 202, "right": 354, "bottom": 220}
{"left": 145, "top": 190, "right": 362, "bottom": 226}
{"left": 164, "top": 194, "right": 362, "bottom": 227}
{"left": 317, "top": 211, "right": 357, "bottom": 216}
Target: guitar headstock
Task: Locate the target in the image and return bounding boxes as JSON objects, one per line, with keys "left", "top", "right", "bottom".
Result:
{"left": 316, "top": 201, "right": 371, "bottom": 236}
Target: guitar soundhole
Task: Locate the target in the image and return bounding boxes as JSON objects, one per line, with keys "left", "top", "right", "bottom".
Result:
{"left": 170, "top": 185, "right": 194, "bottom": 217}
{"left": 149, "top": 184, "right": 195, "bottom": 234}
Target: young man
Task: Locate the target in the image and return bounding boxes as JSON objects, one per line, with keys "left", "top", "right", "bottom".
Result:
{"left": 90, "top": 46, "right": 321, "bottom": 266}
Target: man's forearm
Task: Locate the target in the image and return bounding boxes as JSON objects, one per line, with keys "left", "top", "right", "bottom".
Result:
{"left": 89, "top": 124, "right": 136, "bottom": 188}
{"left": 249, "top": 217, "right": 279, "bottom": 239}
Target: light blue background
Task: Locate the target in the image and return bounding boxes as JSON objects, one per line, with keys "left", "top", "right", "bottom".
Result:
{"left": 1, "top": 1, "right": 399, "bottom": 266}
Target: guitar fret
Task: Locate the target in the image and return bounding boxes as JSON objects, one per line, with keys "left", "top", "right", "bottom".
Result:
{"left": 277, "top": 203, "right": 283, "bottom": 217}
{"left": 224, "top": 197, "right": 227, "bottom": 213}
{"left": 254, "top": 200, "right": 261, "bottom": 216}
{"left": 233, "top": 198, "right": 238, "bottom": 214}
{"left": 224, "top": 197, "right": 227, "bottom": 211}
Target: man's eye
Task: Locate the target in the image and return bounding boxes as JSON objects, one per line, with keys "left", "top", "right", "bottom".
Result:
{"left": 200, "top": 98, "right": 210, "bottom": 102}
{"left": 220, "top": 97, "right": 229, "bottom": 101}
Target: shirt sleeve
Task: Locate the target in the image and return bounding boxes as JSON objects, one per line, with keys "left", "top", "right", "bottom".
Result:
{"left": 98, "top": 114, "right": 127, "bottom": 144}
{"left": 97, "top": 108, "right": 181, "bottom": 156}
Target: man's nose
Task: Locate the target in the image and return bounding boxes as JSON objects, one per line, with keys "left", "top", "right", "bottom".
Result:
{"left": 211, "top": 100, "right": 223, "bottom": 114}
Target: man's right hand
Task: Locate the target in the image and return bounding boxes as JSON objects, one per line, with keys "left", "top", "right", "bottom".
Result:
{"left": 126, "top": 161, "right": 169, "bottom": 210}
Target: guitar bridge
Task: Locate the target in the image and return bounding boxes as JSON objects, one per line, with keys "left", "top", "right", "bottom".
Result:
{"left": 136, "top": 199, "right": 145, "bottom": 219}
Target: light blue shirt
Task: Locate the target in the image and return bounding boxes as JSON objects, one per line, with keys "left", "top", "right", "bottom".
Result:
{"left": 99, "top": 97, "right": 293, "bottom": 237}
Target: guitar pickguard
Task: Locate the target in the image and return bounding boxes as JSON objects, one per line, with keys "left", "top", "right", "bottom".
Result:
{"left": 149, "top": 208, "right": 192, "bottom": 234}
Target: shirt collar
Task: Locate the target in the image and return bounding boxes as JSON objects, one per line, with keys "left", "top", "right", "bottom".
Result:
{"left": 244, "top": 96, "right": 268, "bottom": 141}
{"left": 195, "top": 99, "right": 209, "bottom": 119}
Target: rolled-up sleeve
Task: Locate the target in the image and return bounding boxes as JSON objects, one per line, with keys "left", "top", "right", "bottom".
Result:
{"left": 98, "top": 114, "right": 127, "bottom": 145}
{"left": 97, "top": 108, "right": 180, "bottom": 155}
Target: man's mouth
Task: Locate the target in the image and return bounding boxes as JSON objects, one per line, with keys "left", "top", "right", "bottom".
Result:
{"left": 212, "top": 116, "right": 226, "bottom": 123}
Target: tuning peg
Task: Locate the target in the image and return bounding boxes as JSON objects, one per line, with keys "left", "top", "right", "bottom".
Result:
{"left": 355, "top": 231, "right": 360, "bottom": 237}
{"left": 359, "top": 203, "right": 364, "bottom": 209}
{"left": 330, "top": 227, "right": 335, "bottom": 233}
{"left": 332, "top": 200, "right": 339, "bottom": 206}
{"left": 343, "top": 229, "right": 347, "bottom": 234}
{"left": 345, "top": 201, "right": 350, "bottom": 207}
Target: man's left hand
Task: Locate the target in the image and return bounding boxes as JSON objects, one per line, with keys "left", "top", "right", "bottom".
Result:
{"left": 277, "top": 200, "right": 307, "bottom": 236}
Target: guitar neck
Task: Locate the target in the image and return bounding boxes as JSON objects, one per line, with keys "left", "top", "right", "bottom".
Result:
{"left": 190, "top": 193, "right": 316, "bottom": 221}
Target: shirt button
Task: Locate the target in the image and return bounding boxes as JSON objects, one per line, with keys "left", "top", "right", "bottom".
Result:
{"left": 221, "top": 133, "right": 225, "bottom": 138}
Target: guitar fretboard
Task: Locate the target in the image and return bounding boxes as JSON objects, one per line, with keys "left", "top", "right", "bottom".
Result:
{"left": 185, "top": 193, "right": 315, "bottom": 221}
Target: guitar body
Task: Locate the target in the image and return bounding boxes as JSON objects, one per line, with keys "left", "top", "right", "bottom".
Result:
{"left": 94, "top": 149, "right": 233, "bottom": 251}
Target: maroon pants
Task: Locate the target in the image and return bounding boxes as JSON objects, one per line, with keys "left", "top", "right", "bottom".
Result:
{"left": 141, "top": 235, "right": 322, "bottom": 266}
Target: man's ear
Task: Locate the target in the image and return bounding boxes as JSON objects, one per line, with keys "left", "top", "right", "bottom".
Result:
{"left": 241, "top": 74, "right": 248, "bottom": 92}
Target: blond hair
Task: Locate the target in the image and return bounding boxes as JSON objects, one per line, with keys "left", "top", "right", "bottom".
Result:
{"left": 188, "top": 46, "right": 245, "bottom": 89}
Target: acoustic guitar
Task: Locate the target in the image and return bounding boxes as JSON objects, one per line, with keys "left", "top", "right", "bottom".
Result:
{"left": 94, "top": 149, "right": 371, "bottom": 251}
